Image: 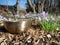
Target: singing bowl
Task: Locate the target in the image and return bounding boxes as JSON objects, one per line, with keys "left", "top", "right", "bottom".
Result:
{"left": 3, "top": 18, "right": 32, "bottom": 33}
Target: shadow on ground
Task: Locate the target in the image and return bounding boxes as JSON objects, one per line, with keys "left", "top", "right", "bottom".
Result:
{"left": 0, "top": 26, "right": 8, "bottom": 33}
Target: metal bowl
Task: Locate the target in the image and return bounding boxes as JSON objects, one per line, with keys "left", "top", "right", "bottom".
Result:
{"left": 3, "top": 18, "right": 32, "bottom": 33}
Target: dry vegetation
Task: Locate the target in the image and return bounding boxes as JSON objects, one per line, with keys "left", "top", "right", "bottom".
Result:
{"left": 0, "top": 26, "right": 60, "bottom": 45}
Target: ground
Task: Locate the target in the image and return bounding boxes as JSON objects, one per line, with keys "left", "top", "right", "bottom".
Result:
{"left": 0, "top": 26, "right": 60, "bottom": 45}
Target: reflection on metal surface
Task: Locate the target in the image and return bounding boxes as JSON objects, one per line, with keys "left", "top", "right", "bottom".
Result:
{"left": 21, "top": 21, "right": 26, "bottom": 31}
{"left": 0, "top": 23, "right": 4, "bottom": 26}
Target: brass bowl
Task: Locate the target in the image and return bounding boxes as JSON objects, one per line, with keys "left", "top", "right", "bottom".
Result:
{"left": 3, "top": 18, "right": 32, "bottom": 33}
